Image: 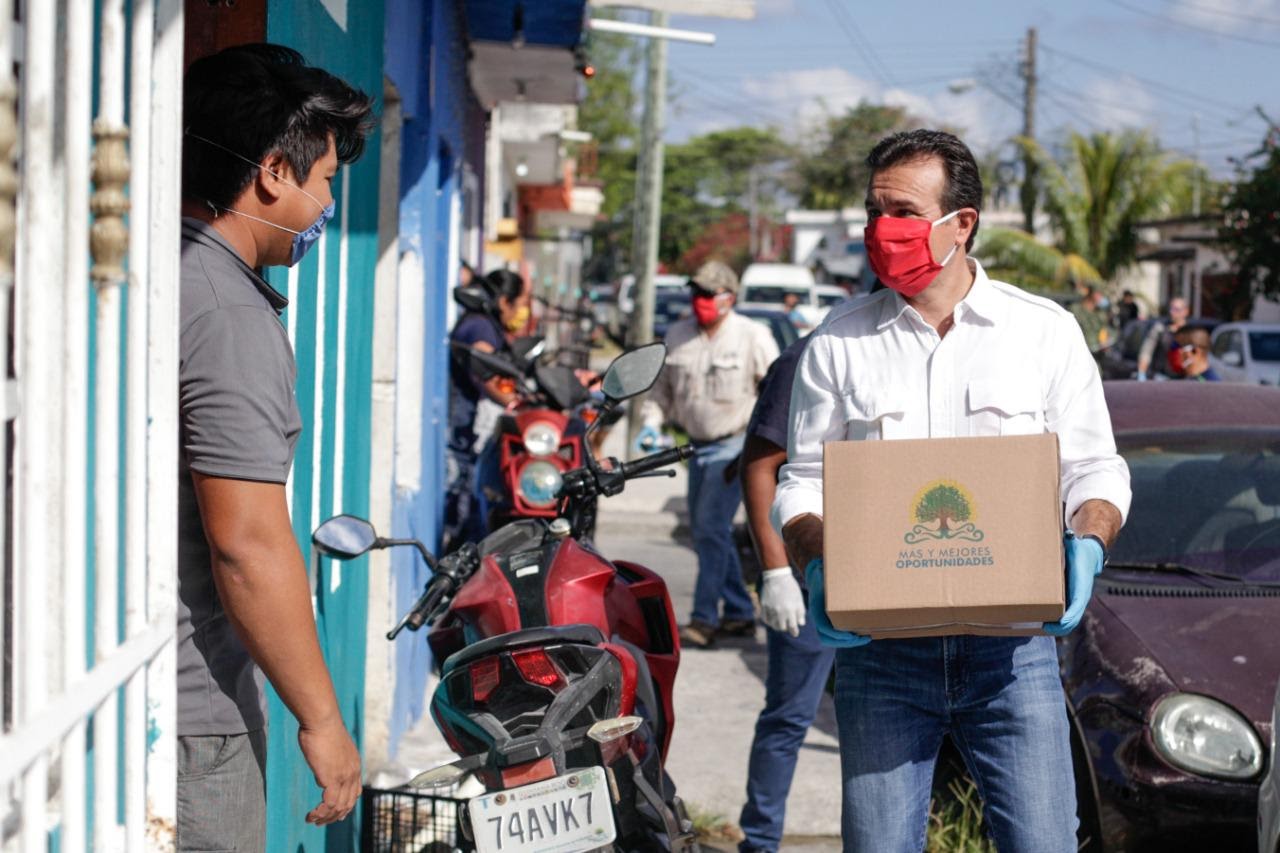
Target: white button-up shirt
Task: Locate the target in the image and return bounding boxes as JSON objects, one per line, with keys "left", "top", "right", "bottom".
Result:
{"left": 771, "top": 260, "right": 1131, "bottom": 533}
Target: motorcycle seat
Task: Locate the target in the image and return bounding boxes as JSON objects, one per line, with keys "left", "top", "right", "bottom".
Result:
{"left": 441, "top": 623, "right": 607, "bottom": 676}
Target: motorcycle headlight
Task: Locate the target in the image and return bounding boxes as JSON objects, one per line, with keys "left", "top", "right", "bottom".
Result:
{"left": 1150, "top": 693, "right": 1263, "bottom": 780}
{"left": 517, "top": 461, "right": 563, "bottom": 509}
{"left": 521, "top": 422, "right": 561, "bottom": 458}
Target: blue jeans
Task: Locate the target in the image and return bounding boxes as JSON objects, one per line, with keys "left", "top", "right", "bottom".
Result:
{"left": 688, "top": 435, "right": 754, "bottom": 625}
{"left": 833, "top": 635, "right": 1077, "bottom": 853}
{"left": 739, "top": 617, "right": 836, "bottom": 852}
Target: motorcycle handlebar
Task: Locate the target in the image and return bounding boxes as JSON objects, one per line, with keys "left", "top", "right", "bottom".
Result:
{"left": 619, "top": 444, "right": 694, "bottom": 479}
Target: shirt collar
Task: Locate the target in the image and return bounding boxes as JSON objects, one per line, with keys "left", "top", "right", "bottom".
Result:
{"left": 875, "top": 258, "right": 1003, "bottom": 331}
{"left": 181, "top": 217, "right": 290, "bottom": 314}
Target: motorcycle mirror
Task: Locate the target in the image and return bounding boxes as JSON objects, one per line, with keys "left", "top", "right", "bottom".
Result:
{"left": 511, "top": 335, "right": 546, "bottom": 364}
{"left": 452, "top": 285, "right": 491, "bottom": 314}
{"left": 454, "top": 342, "right": 524, "bottom": 382}
{"left": 600, "top": 342, "right": 666, "bottom": 402}
{"left": 312, "top": 515, "right": 378, "bottom": 560}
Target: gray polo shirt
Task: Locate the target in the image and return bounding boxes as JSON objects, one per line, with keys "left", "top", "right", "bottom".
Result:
{"left": 178, "top": 218, "right": 302, "bottom": 736}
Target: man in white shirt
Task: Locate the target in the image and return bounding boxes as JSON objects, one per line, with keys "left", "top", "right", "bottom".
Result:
{"left": 639, "top": 260, "right": 780, "bottom": 648}
{"left": 772, "top": 130, "right": 1129, "bottom": 852}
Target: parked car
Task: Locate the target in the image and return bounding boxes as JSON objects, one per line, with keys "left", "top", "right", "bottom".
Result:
{"left": 1210, "top": 322, "right": 1280, "bottom": 385}
{"left": 736, "top": 306, "right": 800, "bottom": 354}
{"left": 739, "top": 263, "right": 822, "bottom": 328}
{"left": 1261, "top": 675, "right": 1280, "bottom": 853}
{"left": 652, "top": 289, "right": 690, "bottom": 341}
{"left": 815, "top": 283, "right": 851, "bottom": 313}
{"left": 611, "top": 273, "right": 686, "bottom": 342}
{"left": 1060, "top": 381, "right": 1280, "bottom": 851}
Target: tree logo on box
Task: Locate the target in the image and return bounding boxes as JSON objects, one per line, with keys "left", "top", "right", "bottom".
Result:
{"left": 905, "top": 480, "right": 985, "bottom": 544}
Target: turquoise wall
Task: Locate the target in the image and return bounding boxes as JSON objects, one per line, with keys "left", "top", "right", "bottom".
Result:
{"left": 264, "top": 2, "right": 384, "bottom": 850}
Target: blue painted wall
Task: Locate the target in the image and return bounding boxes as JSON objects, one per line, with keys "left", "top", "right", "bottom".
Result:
{"left": 263, "top": 2, "right": 384, "bottom": 850}
{"left": 383, "top": 0, "right": 488, "bottom": 755}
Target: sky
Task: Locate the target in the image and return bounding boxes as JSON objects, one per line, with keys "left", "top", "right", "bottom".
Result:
{"left": 653, "top": 0, "right": 1280, "bottom": 179}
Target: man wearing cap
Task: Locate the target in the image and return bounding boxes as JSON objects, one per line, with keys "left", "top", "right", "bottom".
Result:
{"left": 639, "top": 260, "right": 780, "bottom": 648}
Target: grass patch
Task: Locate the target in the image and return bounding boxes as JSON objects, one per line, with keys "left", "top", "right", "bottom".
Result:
{"left": 927, "top": 778, "right": 995, "bottom": 853}
{"left": 685, "top": 802, "right": 743, "bottom": 845}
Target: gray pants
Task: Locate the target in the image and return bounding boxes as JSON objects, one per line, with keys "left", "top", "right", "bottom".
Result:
{"left": 177, "top": 730, "right": 267, "bottom": 852}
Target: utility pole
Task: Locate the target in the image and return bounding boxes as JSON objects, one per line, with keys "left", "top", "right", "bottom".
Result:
{"left": 1019, "top": 26, "right": 1037, "bottom": 234}
{"left": 1191, "top": 113, "right": 1201, "bottom": 216}
{"left": 625, "top": 9, "right": 669, "bottom": 448}
{"left": 748, "top": 166, "right": 759, "bottom": 259}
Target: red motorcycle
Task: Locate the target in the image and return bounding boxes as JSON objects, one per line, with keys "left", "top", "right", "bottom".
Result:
{"left": 314, "top": 343, "right": 699, "bottom": 853}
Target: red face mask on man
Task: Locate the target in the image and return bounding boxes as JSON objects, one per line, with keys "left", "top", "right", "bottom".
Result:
{"left": 692, "top": 291, "right": 730, "bottom": 326}
{"left": 864, "top": 209, "right": 961, "bottom": 297}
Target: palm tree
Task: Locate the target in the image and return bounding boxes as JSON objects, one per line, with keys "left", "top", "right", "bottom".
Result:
{"left": 974, "top": 227, "right": 1104, "bottom": 292}
{"left": 976, "top": 131, "right": 1195, "bottom": 291}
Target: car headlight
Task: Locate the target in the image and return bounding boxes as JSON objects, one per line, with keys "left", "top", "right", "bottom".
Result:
{"left": 517, "top": 461, "right": 563, "bottom": 509}
{"left": 521, "top": 422, "right": 561, "bottom": 458}
{"left": 1150, "top": 693, "right": 1263, "bottom": 780}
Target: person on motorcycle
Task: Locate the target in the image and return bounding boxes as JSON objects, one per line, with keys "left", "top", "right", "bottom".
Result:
{"left": 638, "top": 260, "right": 780, "bottom": 648}
{"left": 737, "top": 333, "right": 836, "bottom": 853}
{"left": 178, "top": 44, "right": 372, "bottom": 848}
{"left": 444, "top": 269, "right": 531, "bottom": 552}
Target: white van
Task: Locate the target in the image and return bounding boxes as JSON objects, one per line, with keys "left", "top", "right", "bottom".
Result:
{"left": 739, "top": 263, "right": 822, "bottom": 329}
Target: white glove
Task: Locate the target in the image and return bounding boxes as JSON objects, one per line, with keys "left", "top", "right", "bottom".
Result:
{"left": 760, "top": 567, "right": 806, "bottom": 638}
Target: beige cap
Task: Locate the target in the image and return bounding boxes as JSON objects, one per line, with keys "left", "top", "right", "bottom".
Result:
{"left": 688, "top": 260, "right": 739, "bottom": 294}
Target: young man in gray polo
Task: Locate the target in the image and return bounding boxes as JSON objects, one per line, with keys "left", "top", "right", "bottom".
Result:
{"left": 178, "top": 44, "right": 372, "bottom": 850}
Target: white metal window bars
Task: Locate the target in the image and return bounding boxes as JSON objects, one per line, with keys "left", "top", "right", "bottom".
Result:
{"left": 0, "top": 0, "right": 183, "bottom": 851}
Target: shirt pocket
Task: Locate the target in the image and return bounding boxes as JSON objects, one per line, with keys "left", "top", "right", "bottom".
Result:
{"left": 839, "top": 383, "right": 909, "bottom": 440}
{"left": 707, "top": 353, "right": 744, "bottom": 402}
{"left": 967, "top": 376, "right": 1045, "bottom": 436}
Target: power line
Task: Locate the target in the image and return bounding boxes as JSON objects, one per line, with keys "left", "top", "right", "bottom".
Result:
{"left": 1161, "top": 0, "right": 1280, "bottom": 27}
{"left": 821, "top": 0, "right": 897, "bottom": 87}
{"left": 1105, "top": 0, "right": 1280, "bottom": 48}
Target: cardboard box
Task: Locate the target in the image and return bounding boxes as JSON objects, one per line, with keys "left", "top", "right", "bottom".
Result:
{"left": 822, "top": 433, "right": 1065, "bottom": 638}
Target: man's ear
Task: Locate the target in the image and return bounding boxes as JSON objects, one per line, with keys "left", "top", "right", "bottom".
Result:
{"left": 255, "top": 152, "right": 292, "bottom": 202}
{"left": 956, "top": 208, "right": 979, "bottom": 246}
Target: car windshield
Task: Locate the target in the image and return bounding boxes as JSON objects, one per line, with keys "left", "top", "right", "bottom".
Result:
{"left": 1111, "top": 435, "right": 1280, "bottom": 582}
{"left": 818, "top": 291, "right": 847, "bottom": 308}
{"left": 654, "top": 293, "right": 690, "bottom": 326}
{"left": 1249, "top": 331, "right": 1280, "bottom": 362}
{"left": 743, "top": 286, "right": 808, "bottom": 305}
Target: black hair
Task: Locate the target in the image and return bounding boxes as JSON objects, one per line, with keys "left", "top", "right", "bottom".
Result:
{"left": 865, "top": 129, "right": 984, "bottom": 251}
{"left": 483, "top": 270, "right": 525, "bottom": 305}
{"left": 183, "top": 43, "right": 375, "bottom": 209}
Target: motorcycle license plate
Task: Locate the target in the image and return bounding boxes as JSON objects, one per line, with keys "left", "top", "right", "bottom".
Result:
{"left": 469, "top": 766, "right": 616, "bottom": 853}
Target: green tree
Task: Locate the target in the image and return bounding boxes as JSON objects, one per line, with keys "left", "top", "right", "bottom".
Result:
{"left": 1220, "top": 125, "right": 1280, "bottom": 315}
{"left": 973, "top": 227, "right": 1104, "bottom": 292}
{"left": 915, "top": 484, "right": 972, "bottom": 536}
{"left": 657, "top": 126, "right": 790, "bottom": 268}
{"left": 792, "top": 101, "right": 918, "bottom": 208}
{"left": 1021, "top": 130, "right": 1196, "bottom": 283}
{"left": 577, "top": 20, "right": 643, "bottom": 280}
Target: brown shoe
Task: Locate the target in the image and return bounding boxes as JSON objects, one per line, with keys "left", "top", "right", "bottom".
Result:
{"left": 679, "top": 621, "right": 717, "bottom": 649}
{"left": 717, "top": 618, "right": 757, "bottom": 638}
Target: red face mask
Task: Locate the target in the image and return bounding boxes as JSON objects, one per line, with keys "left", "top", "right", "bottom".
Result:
{"left": 1167, "top": 344, "right": 1196, "bottom": 375}
{"left": 864, "top": 210, "right": 961, "bottom": 297}
{"left": 692, "top": 293, "right": 725, "bottom": 326}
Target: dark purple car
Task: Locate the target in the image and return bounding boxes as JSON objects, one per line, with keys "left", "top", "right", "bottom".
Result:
{"left": 1061, "top": 381, "right": 1280, "bottom": 852}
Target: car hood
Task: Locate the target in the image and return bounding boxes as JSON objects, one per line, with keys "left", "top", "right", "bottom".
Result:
{"left": 1096, "top": 584, "right": 1280, "bottom": 725}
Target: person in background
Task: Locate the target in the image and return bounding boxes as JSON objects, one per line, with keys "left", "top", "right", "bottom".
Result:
{"left": 1070, "top": 284, "right": 1111, "bottom": 355}
{"left": 443, "top": 269, "right": 531, "bottom": 552}
{"left": 1137, "top": 295, "right": 1189, "bottom": 379}
{"left": 179, "top": 43, "right": 373, "bottom": 849}
{"left": 1116, "top": 289, "right": 1140, "bottom": 327}
{"left": 1168, "top": 326, "right": 1220, "bottom": 381}
{"left": 736, "top": 334, "right": 835, "bottom": 853}
{"left": 782, "top": 291, "right": 809, "bottom": 330}
{"left": 458, "top": 260, "right": 476, "bottom": 288}
{"left": 639, "top": 260, "right": 780, "bottom": 648}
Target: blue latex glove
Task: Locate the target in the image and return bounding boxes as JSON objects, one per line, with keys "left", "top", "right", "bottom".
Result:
{"left": 635, "top": 425, "right": 661, "bottom": 453}
{"left": 805, "top": 559, "right": 871, "bottom": 648}
{"left": 1043, "top": 532, "right": 1105, "bottom": 636}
